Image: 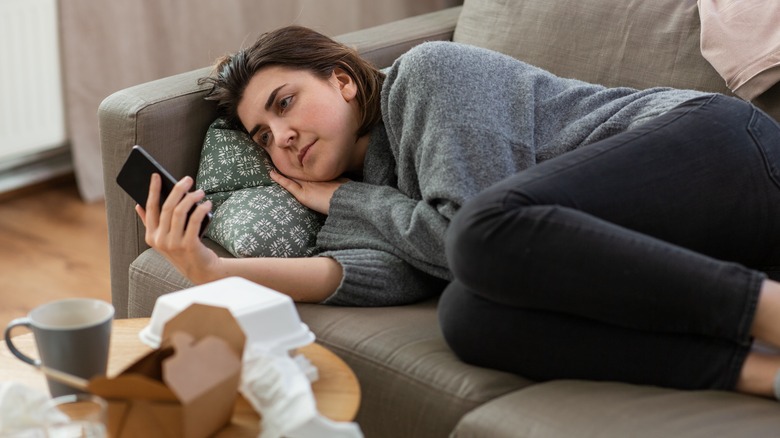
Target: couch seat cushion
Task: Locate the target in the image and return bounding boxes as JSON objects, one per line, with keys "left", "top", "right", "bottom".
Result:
{"left": 296, "top": 300, "right": 532, "bottom": 438}
{"left": 452, "top": 380, "right": 780, "bottom": 437}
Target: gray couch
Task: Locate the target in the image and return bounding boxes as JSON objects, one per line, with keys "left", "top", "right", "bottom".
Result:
{"left": 99, "top": 0, "right": 780, "bottom": 436}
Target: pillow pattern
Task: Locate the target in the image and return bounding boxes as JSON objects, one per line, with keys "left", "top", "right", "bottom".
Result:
{"left": 196, "top": 117, "right": 324, "bottom": 258}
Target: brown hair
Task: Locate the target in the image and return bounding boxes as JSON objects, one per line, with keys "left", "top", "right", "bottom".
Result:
{"left": 199, "top": 26, "right": 384, "bottom": 138}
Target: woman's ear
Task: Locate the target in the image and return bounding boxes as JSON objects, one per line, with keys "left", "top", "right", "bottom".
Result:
{"left": 333, "top": 67, "right": 358, "bottom": 102}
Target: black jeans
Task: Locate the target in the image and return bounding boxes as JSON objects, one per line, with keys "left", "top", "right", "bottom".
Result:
{"left": 439, "top": 94, "right": 780, "bottom": 390}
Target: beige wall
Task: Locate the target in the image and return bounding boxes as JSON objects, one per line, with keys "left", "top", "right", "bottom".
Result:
{"left": 59, "top": 0, "right": 462, "bottom": 201}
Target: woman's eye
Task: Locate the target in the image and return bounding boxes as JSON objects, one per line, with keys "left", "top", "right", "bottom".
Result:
{"left": 259, "top": 132, "right": 270, "bottom": 146}
{"left": 279, "top": 96, "right": 292, "bottom": 111}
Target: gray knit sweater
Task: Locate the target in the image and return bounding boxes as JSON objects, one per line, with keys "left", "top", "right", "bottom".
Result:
{"left": 317, "top": 41, "right": 708, "bottom": 306}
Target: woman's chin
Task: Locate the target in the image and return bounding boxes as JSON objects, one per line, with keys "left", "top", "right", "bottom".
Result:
{"left": 306, "top": 168, "right": 342, "bottom": 182}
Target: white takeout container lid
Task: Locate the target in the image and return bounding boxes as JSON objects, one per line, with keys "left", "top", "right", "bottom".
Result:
{"left": 139, "top": 277, "right": 315, "bottom": 354}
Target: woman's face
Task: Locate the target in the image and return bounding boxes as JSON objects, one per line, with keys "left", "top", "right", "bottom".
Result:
{"left": 237, "top": 65, "right": 367, "bottom": 182}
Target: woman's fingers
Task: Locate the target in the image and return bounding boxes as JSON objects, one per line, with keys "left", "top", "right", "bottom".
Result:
{"left": 135, "top": 204, "right": 147, "bottom": 227}
{"left": 271, "top": 170, "right": 310, "bottom": 208}
{"left": 142, "top": 175, "right": 211, "bottom": 247}
{"left": 184, "top": 200, "right": 213, "bottom": 240}
{"left": 270, "top": 169, "right": 302, "bottom": 195}
{"left": 270, "top": 170, "right": 347, "bottom": 215}
{"left": 173, "top": 188, "right": 207, "bottom": 238}
{"left": 160, "top": 176, "right": 193, "bottom": 235}
{"left": 141, "top": 173, "right": 162, "bottom": 247}
{"left": 138, "top": 174, "right": 216, "bottom": 283}
{"left": 144, "top": 173, "right": 162, "bottom": 231}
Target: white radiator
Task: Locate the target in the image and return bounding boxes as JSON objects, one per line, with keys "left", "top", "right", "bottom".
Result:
{"left": 0, "top": 0, "right": 66, "bottom": 163}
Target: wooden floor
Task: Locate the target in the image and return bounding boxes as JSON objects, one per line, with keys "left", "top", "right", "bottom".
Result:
{"left": 0, "top": 176, "right": 111, "bottom": 329}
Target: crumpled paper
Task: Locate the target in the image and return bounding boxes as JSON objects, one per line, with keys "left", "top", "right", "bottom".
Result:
{"left": 0, "top": 382, "right": 66, "bottom": 437}
{"left": 239, "top": 345, "right": 363, "bottom": 438}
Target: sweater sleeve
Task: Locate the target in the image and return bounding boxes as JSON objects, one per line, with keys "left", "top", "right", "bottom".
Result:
{"left": 318, "top": 180, "right": 452, "bottom": 279}
{"left": 319, "top": 248, "right": 447, "bottom": 306}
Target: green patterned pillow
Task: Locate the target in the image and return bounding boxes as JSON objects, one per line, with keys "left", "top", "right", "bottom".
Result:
{"left": 196, "top": 118, "right": 324, "bottom": 258}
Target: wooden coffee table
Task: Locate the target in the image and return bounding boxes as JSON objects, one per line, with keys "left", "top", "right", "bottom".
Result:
{"left": 1, "top": 318, "right": 360, "bottom": 436}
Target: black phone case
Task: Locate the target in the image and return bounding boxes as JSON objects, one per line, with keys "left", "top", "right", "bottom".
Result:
{"left": 116, "top": 146, "right": 178, "bottom": 207}
{"left": 116, "top": 145, "right": 211, "bottom": 236}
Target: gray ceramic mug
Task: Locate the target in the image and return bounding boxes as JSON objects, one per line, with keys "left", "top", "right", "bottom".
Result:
{"left": 4, "top": 298, "right": 114, "bottom": 397}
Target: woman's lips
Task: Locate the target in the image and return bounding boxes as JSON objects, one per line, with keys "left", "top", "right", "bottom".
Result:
{"left": 298, "top": 142, "right": 314, "bottom": 165}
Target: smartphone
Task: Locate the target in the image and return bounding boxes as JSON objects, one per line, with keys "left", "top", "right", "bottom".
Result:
{"left": 116, "top": 145, "right": 211, "bottom": 237}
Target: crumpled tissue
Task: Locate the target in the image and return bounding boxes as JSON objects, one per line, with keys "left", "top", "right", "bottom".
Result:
{"left": 0, "top": 382, "right": 66, "bottom": 437}
{"left": 240, "top": 345, "right": 363, "bottom": 438}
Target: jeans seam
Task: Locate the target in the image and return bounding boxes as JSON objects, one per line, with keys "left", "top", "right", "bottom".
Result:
{"left": 747, "top": 108, "right": 780, "bottom": 191}
{"left": 722, "top": 270, "right": 764, "bottom": 389}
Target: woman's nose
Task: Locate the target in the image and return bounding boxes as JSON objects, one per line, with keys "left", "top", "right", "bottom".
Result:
{"left": 272, "top": 123, "right": 296, "bottom": 149}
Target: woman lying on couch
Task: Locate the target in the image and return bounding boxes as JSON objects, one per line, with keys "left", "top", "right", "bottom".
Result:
{"left": 136, "top": 26, "right": 780, "bottom": 399}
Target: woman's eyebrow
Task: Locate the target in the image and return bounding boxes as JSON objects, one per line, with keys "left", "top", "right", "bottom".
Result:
{"left": 247, "top": 83, "right": 288, "bottom": 141}
{"left": 248, "top": 125, "right": 260, "bottom": 142}
{"left": 265, "top": 84, "right": 287, "bottom": 110}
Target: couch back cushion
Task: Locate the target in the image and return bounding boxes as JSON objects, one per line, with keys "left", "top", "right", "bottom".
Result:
{"left": 453, "top": 0, "right": 731, "bottom": 95}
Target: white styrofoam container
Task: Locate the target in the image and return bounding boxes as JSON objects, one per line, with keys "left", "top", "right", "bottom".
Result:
{"left": 139, "top": 277, "right": 315, "bottom": 354}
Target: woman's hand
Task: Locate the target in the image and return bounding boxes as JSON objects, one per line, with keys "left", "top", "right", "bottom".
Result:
{"left": 270, "top": 170, "right": 348, "bottom": 215}
{"left": 134, "top": 174, "right": 220, "bottom": 284}
{"left": 135, "top": 173, "right": 344, "bottom": 302}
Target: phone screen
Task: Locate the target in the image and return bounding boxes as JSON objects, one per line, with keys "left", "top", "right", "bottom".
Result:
{"left": 116, "top": 145, "right": 211, "bottom": 236}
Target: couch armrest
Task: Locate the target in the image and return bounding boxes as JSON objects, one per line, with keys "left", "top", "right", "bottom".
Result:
{"left": 99, "top": 6, "right": 462, "bottom": 318}
{"left": 99, "top": 67, "right": 217, "bottom": 318}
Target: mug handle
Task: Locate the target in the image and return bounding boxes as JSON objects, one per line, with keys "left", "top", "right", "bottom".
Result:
{"left": 4, "top": 317, "right": 41, "bottom": 367}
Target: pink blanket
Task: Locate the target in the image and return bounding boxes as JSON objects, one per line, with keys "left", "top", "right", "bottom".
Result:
{"left": 699, "top": 0, "right": 780, "bottom": 101}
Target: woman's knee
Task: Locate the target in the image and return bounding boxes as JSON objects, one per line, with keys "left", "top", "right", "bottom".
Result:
{"left": 438, "top": 280, "right": 501, "bottom": 367}
{"left": 446, "top": 186, "right": 509, "bottom": 284}
{"left": 438, "top": 280, "right": 468, "bottom": 358}
{"left": 439, "top": 280, "right": 550, "bottom": 378}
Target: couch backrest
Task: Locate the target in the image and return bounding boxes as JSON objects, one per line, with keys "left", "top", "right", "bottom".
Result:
{"left": 453, "top": 0, "right": 780, "bottom": 121}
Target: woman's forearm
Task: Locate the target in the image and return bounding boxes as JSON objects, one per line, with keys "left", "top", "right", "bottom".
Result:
{"left": 190, "top": 255, "right": 343, "bottom": 303}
